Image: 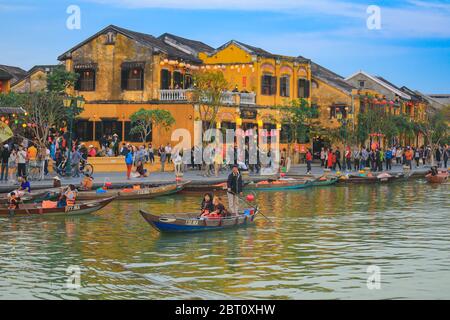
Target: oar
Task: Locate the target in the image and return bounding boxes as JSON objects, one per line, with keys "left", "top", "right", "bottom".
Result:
{"left": 228, "top": 190, "right": 273, "bottom": 223}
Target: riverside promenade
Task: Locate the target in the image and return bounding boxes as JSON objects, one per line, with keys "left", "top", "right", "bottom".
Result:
{"left": 0, "top": 163, "right": 432, "bottom": 193}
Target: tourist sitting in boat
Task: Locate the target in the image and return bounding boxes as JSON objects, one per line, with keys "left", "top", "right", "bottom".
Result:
{"left": 8, "top": 192, "right": 19, "bottom": 210}
{"left": 200, "top": 193, "right": 214, "bottom": 215}
{"left": 201, "top": 196, "right": 228, "bottom": 218}
{"left": 53, "top": 176, "right": 62, "bottom": 188}
{"left": 18, "top": 176, "right": 31, "bottom": 193}
{"left": 80, "top": 174, "right": 94, "bottom": 190}
{"left": 65, "top": 185, "right": 78, "bottom": 206}
{"left": 430, "top": 166, "right": 438, "bottom": 176}
{"left": 136, "top": 160, "right": 148, "bottom": 178}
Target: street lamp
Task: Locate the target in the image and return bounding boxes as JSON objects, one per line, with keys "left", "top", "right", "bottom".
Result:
{"left": 63, "top": 97, "right": 85, "bottom": 177}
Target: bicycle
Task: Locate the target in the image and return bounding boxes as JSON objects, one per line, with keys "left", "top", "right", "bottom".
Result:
{"left": 80, "top": 159, "right": 94, "bottom": 177}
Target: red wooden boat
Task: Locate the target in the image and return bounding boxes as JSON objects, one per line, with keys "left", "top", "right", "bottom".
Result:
{"left": 425, "top": 170, "right": 448, "bottom": 184}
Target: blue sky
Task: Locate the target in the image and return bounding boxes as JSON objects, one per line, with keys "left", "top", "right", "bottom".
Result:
{"left": 1, "top": 0, "right": 449, "bottom": 93}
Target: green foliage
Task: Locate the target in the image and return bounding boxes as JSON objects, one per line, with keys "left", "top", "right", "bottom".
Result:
{"left": 279, "top": 98, "right": 321, "bottom": 145}
{"left": 46, "top": 65, "right": 79, "bottom": 94}
{"left": 191, "top": 71, "right": 229, "bottom": 132}
{"left": 130, "top": 108, "right": 175, "bottom": 143}
{"left": 0, "top": 91, "right": 83, "bottom": 147}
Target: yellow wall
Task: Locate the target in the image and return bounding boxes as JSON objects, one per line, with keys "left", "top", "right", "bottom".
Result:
{"left": 11, "top": 70, "right": 48, "bottom": 93}
{"left": 199, "top": 43, "right": 312, "bottom": 107}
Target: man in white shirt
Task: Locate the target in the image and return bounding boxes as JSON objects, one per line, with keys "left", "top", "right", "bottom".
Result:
{"left": 17, "top": 146, "right": 28, "bottom": 178}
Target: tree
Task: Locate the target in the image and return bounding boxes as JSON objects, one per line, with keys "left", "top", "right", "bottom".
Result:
{"left": 0, "top": 92, "right": 83, "bottom": 148}
{"left": 279, "top": 98, "right": 321, "bottom": 157}
{"left": 129, "top": 108, "right": 175, "bottom": 143}
{"left": 190, "top": 71, "right": 229, "bottom": 134}
{"left": 46, "top": 65, "right": 79, "bottom": 94}
{"left": 416, "top": 105, "right": 449, "bottom": 165}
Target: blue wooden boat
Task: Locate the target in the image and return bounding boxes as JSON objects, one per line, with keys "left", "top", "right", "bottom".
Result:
{"left": 140, "top": 209, "right": 259, "bottom": 233}
{"left": 245, "top": 179, "right": 312, "bottom": 191}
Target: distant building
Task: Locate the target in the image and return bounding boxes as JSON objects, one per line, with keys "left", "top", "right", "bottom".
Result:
{"left": 0, "top": 64, "right": 27, "bottom": 93}
{"left": 11, "top": 65, "right": 59, "bottom": 93}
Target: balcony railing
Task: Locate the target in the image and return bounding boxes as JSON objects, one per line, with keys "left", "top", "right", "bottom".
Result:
{"left": 158, "top": 89, "right": 256, "bottom": 105}
{"left": 159, "top": 89, "right": 188, "bottom": 101}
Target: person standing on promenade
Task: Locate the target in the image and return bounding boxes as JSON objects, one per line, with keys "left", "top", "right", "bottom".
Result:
{"left": 396, "top": 147, "right": 403, "bottom": 165}
{"left": 306, "top": 149, "right": 313, "bottom": 174}
{"left": 165, "top": 143, "right": 172, "bottom": 163}
{"left": 405, "top": 147, "right": 413, "bottom": 170}
{"left": 353, "top": 147, "right": 360, "bottom": 171}
{"left": 327, "top": 148, "right": 333, "bottom": 170}
{"left": 148, "top": 144, "right": 155, "bottom": 164}
{"left": 344, "top": 147, "right": 352, "bottom": 172}
{"left": 159, "top": 146, "right": 167, "bottom": 172}
{"left": 414, "top": 147, "right": 421, "bottom": 168}
{"left": 320, "top": 148, "right": 326, "bottom": 167}
{"left": 17, "top": 145, "right": 28, "bottom": 178}
{"left": 71, "top": 147, "right": 82, "bottom": 178}
{"left": 361, "top": 147, "right": 369, "bottom": 169}
{"left": 8, "top": 147, "right": 17, "bottom": 183}
{"left": 444, "top": 145, "right": 449, "bottom": 169}
{"left": 334, "top": 147, "right": 342, "bottom": 171}
{"left": 125, "top": 146, "right": 133, "bottom": 180}
{"left": 1, "top": 145, "right": 11, "bottom": 182}
{"left": 227, "top": 165, "right": 243, "bottom": 216}
{"left": 385, "top": 147, "right": 393, "bottom": 171}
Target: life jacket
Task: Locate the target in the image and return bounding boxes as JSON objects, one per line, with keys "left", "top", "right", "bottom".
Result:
{"left": 66, "top": 191, "right": 76, "bottom": 206}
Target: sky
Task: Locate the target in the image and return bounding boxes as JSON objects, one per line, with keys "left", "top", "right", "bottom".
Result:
{"left": 0, "top": 0, "right": 449, "bottom": 93}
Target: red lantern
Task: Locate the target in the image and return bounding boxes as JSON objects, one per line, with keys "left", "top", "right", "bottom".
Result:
{"left": 246, "top": 194, "right": 255, "bottom": 202}
{"left": 373, "top": 99, "right": 379, "bottom": 104}
{"left": 381, "top": 100, "right": 387, "bottom": 104}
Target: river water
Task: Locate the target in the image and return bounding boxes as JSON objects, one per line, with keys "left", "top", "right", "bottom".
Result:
{"left": 0, "top": 181, "right": 449, "bottom": 299}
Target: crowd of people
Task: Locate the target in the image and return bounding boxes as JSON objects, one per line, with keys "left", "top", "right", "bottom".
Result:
{"left": 318, "top": 144, "right": 449, "bottom": 172}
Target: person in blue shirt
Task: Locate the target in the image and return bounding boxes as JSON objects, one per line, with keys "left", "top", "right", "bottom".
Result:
{"left": 385, "top": 148, "right": 393, "bottom": 171}
{"left": 125, "top": 147, "right": 133, "bottom": 180}
{"left": 19, "top": 176, "right": 31, "bottom": 193}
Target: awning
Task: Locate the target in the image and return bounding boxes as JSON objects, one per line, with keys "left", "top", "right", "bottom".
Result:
{"left": 74, "top": 63, "right": 98, "bottom": 70}
{"left": 121, "top": 61, "right": 146, "bottom": 70}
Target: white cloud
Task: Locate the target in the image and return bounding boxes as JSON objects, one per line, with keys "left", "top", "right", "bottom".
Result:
{"left": 84, "top": 0, "right": 450, "bottom": 39}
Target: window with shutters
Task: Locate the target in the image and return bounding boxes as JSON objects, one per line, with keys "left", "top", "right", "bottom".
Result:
{"left": 184, "top": 74, "right": 193, "bottom": 89}
{"left": 160, "top": 69, "right": 171, "bottom": 89}
{"left": 297, "top": 78, "right": 310, "bottom": 98}
{"left": 121, "top": 66, "right": 144, "bottom": 91}
{"left": 173, "top": 71, "right": 183, "bottom": 89}
{"left": 261, "top": 75, "right": 276, "bottom": 96}
{"left": 75, "top": 69, "right": 96, "bottom": 91}
{"left": 280, "top": 76, "right": 290, "bottom": 97}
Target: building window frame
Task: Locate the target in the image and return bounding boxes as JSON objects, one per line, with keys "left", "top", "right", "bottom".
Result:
{"left": 261, "top": 74, "right": 277, "bottom": 96}
{"left": 121, "top": 62, "right": 145, "bottom": 91}
{"left": 297, "top": 78, "right": 310, "bottom": 99}
{"left": 75, "top": 69, "right": 96, "bottom": 92}
{"left": 279, "top": 75, "right": 290, "bottom": 97}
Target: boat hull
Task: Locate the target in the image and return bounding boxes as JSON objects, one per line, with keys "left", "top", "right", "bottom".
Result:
{"left": 140, "top": 210, "right": 257, "bottom": 233}
{"left": 425, "top": 173, "right": 448, "bottom": 184}
{"left": 245, "top": 180, "right": 312, "bottom": 191}
{"left": 0, "top": 196, "right": 116, "bottom": 217}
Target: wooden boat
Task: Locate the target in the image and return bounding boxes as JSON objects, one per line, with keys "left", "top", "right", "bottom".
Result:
{"left": 310, "top": 177, "right": 338, "bottom": 187}
{"left": 245, "top": 179, "right": 312, "bottom": 191}
{"left": 140, "top": 209, "right": 258, "bottom": 233}
{"left": 0, "top": 188, "right": 60, "bottom": 205}
{"left": 0, "top": 196, "right": 115, "bottom": 217}
{"left": 182, "top": 182, "right": 229, "bottom": 193}
{"left": 77, "top": 183, "right": 185, "bottom": 201}
{"left": 339, "top": 173, "right": 404, "bottom": 184}
{"left": 425, "top": 170, "right": 448, "bottom": 184}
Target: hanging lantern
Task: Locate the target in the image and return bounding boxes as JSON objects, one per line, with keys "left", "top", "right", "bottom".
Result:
{"left": 14, "top": 120, "right": 18, "bottom": 124}
{"left": 22, "top": 124, "right": 27, "bottom": 128}
{"left": 5, "top": 120, "right": 9, "bottom": 125}
{"left": 381, "top": 99, "right": 387, "bottom": 105}
{"left": 389, "top": 101, "right": 394, "bottom": 105}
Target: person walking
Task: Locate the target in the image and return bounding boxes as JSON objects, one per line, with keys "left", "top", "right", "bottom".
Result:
{"left": 353, "top": 147, "right": 360, "bottom": 171}
{"left": 227, "top": 165, "right": 243, "bottom": 216}
{"left": 327, "top": 148, "right": 333, "bottom": 170}
{"left": 344, "top": 147, "right": 352, "bottom": 172}
{"left": 305, "top": 149, "right": 313, "bottom": 174}
{"left": 414, "top": 147, "right": 421, "bottom": 168}
{"left": 361, "top": 147, "right": 369, "bottom": 170}
{"left": 436, "top": 147, "right": 442, "bottom": 168}
{"left": 71, "top": 147, "right": 82, "bottom": 178}
{"left": 405, "top": 147, "right": 413, "bottom": 170}
{"left": 1, "top": 145, "right": 11, "bottom": 182}
{"left": 159, "top": 146, "right": 167, "bottom": 172}
{"left": 148, "top": 143, "right": 155, "bottom": 164}
{"left": 396, "top": 147, "right": 402, "bottom": 165}
{"left": 173, "top": 150, "right": 183, "bottom": 177}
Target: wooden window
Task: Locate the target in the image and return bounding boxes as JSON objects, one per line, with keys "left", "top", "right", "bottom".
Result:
{"left": 329, "top": 105, "right": 347, "bottom": 119}
{"left": 184, "top": 74, "right": 193, "bottom": 89}
{"left": 74, "top": 120, "right": 93, "bottom": 141}
{"left": 121, "top": 67, "right": 144, "bottom": 91}
{"left": 75, "top": 69, "right": 96, "bottom": 91}
{"left": 297, "top": 79, "right": 310, "bottom": 98}
{"left": 280, "top": 76, "right": 290, "bottom": 97}
{"left": 173, "top": 71, "right": 183, "bottom": 89}
{"left": 160, "top": 69, "right": 171, "bottom": 89}
{"left": 261, "top": 75, "right": 276, "bottom": 96}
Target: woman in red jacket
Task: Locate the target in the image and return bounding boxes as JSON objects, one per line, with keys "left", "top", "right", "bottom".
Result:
{"left": 327, "top": 149, "right": 334, "bottom": 169}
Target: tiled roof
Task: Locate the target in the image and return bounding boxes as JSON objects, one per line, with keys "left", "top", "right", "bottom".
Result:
{"left": 158, "top": 33, "right": 214, "bottom": 54}
{"left": 58, "top": 25, "right": 203, "bottom": 64}
{"left": 309, "top": 61, "right": 355, "bottom": 94}
{"left": 0, "top": 65, "right": 27, "bottom": 84}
